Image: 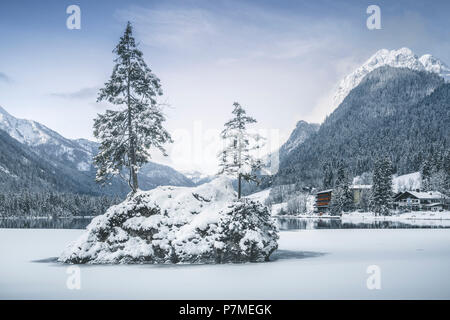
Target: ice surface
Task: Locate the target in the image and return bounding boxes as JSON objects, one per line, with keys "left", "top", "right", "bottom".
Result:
{"left": 1, "top": 228, "right": 450, "bottom": 299}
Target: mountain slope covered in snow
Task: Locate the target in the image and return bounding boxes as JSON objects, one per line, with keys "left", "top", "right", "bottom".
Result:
{"left": 276, "top": 66, "right": 449, "bottom": 186}
{"left": 0, "top": 106, "right": 194, "bottom": 196}
{"left": 0, "top": 128, "right": 86, "bottom": 193}
{"left": 332, "top": 48, "right": 450, "bottom": 110}
{"left": 278, "top": 120, "right": 319, "bottom": 160}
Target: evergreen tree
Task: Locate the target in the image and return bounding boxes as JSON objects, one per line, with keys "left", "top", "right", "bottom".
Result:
{"left": 421, "top": 158, "right": 432, "bottom": 191}
{"left": 94, "top": 22, "right": 172, "bottom": 193}
{"left": 443, "top": 151, "right": 450, "bottom": 196}
{"left": 321, "top": 162, "right": 334, "bottom": 189}
{"left": 218, "top": 102, "right": 264, "bottom": 199}
{"left": 329, "top": 162, "right": 353, "bottom": 215}
{"left": 421, "top": 150, "right": 450, "bottom": 195}
{"left": 371, "top": 157, "right": 393, "bottom": 216}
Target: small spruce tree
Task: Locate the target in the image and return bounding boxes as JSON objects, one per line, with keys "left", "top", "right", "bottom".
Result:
{"left": 218, "top": 102, "right": 264, "bottom": 199}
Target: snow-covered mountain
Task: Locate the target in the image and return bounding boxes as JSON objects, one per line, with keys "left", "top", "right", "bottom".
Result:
{"left": 332, "top": 48, "right": 450, "bottom": 109}
{"left": 0, "top": 105, "right": 95, "bottom": 172}
{"left": 276, "top": 66, "right": 449, "bottom": 186}
{"left": 181, "top": 170, "right": 214, "bottom": 185}
{"left": 0, "top": 105, "right": 64, "bottom": 146}
{"left": 279, "top": 120, "right": 319, "bottom": 159}
{"left": 0, "top": 105, "right": 195, "bottom": 196}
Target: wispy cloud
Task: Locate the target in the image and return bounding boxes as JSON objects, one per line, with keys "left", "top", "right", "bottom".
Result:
{"left": 115, "top": 3, "right": 341, "bottom": 62}
{"left": 120, "top": 7, "right": 218, "bottom": 50}
{"left": 0, "top": 72, "right": 11, "bottom": 83}
{"left": 51, "top": 87, "right": 99, "bottom": 100}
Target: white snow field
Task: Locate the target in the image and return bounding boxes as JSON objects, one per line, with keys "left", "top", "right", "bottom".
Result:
{"left": 1, "top": 228, "right": 450, "bottom": 299}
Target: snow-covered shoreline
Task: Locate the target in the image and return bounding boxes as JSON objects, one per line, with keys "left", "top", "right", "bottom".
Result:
{"left": 342, "top": 211, "right": 450, "bottom": 221}
{"left": 275, "top": 211, "right": 450, "bottom": 221}
{"left": 0, "top": 216, "right": 96, "bottom": 220}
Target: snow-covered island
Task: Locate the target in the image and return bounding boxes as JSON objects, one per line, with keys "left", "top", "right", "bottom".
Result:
{"left": 59, "top": 177, "right": 278, "bottom": 264}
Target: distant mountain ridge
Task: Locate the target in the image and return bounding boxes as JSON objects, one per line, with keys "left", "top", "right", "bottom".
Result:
{"left": 0, "top": 106, "right": 194, "bottom": 196}
{"left": 181, "top": 170, "right": 214, "bottom": 185}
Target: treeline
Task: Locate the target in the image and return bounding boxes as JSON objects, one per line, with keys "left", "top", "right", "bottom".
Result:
{"left": 421, "top": 149, "right": 450, "bottom": 195}
{"left": 0, "top": 192, "right": 121, "bottom": 217}
{"left": 324, "top": 150, "right": 450, "bottom": 216}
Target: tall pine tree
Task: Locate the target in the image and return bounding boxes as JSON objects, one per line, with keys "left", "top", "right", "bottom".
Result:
{"left": 321, "top": 162, "right": 334, "bottom": 189}
{"left": 218, "top": 102, "right": 264, "bottom": 199}
{"left": 94, "top": 22, "right": 172, "bottom": 193}
{"left": 371, "top": 157, "right": 393, "bottom": 216}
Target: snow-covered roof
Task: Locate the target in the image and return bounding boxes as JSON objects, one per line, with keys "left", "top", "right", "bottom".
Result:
{"left": 350, "top": 185, "right": 372, "bottom": 189}
{"left": 425, "top": 203, "right": 444, "bottom": 207}
{"left": 404, "top": 191, "right": 445, "bottom": 200}
{"left": 317, "top": 189, "right": 333, "bottom": 194}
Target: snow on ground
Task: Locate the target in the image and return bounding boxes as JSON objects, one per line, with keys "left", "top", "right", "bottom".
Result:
{"left": 1, "top": 228, "right": 450, "bottom": 299}
{"left": 76, "top": 161, "right": 90, "bottom": 172}
{"left": 271, "top": 202, "right": 288, "bottom": 215}
{"left": 393, "top": 171, "right": 421, "bottom": 193}
{"left": 245, "top": 188, "right": 271, "bottom": 204}
{"left": 59, "top": 177, "right": 277, "bottom": 264}
{"left": 244, "top": 189, "right": 288, "bottom": 215}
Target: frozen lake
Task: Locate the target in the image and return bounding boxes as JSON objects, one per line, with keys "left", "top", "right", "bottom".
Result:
{"left": 2, "top": 216, "right": 449, "bottom": 230}
{"left": 1, "top": 228, "right": 450, "bottom": 299}
{"left": 277, "top": 216, "right": 450, "bottom": 229}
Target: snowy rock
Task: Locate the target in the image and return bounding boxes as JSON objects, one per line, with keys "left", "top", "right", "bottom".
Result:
{"left": 333, "top": 48, "right": 450, "bottom": 109}
{"left": 419, "top": 54, "right": 450, "bottom": 80}
{"left": 58, "top": 177, "right": 279, "bottom": 264}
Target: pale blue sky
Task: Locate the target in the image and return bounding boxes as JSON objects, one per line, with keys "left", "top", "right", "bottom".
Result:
{"left": 1, "top": 0, "right": 449, "bottom": 173}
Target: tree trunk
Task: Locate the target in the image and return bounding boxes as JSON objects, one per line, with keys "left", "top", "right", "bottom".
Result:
{"left": 238, "top": 173, "right": 242, "bottom": 199}
{"left": 128, "top": 104, "right": 138, "bottom": 193}
{"left": 127, "top": 49, "right": 138, "bottom": 193}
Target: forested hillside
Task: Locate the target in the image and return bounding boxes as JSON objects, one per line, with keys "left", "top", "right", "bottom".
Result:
{"left": 275, "top": 67, "right": 449, "bottom": 187}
